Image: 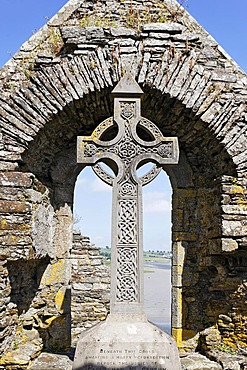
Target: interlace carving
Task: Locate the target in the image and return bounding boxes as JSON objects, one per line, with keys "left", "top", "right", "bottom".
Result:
{"left": 139, "top": 118, "right": 162, "bottom": 140}
{"left": 158, "top": 142, "right": 173, "bottom": 157}
{"left": 118, "top": 199, "right": 137, "bottom": 245}
{"left": 116, "top": 247, "right": 137, "bottom": 302}
{"left": 120, "top": 102, "right": 135, "bottom": 121}
{"left": 84, "top": 143, "right": 97, "bottom": 156}
{"left": 119, "top": 140, "right": 137, "bottom": 159}
{"left": 93, "top": 117, "right": 113, "bottom": 139}
{"left": 93, "top": 163, "right": 114, "bottom": 186}
{"left": 120, "top": 181, "right": 137, "bottom": 196}
{"left": 84, "top": 137, "right": 174, "bottom": 163}
{"left": 140, "top": 165, "right": 162, "bottom": 186}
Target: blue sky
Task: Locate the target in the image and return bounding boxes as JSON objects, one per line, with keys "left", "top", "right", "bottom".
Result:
{"left": 0, "top": 0, "right": 246, "bottom": 250}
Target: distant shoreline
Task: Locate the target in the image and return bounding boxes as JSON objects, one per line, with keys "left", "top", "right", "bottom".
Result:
{"left": 144, "top": 261, "right": 171, "bottom": 270}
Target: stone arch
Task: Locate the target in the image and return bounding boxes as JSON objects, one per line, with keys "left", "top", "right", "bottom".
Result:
{"left": 1, "top": 0, "right": 247, "bottom": 365}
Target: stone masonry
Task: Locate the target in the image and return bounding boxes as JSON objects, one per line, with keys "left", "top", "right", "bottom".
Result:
{"left": 0, "top": 0, "right": 247, "bottom": 368}
{"left": 71, "top": 232, "right": 110, "bottom": 345}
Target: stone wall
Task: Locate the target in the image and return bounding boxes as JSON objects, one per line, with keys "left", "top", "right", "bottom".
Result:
{"left": 171, "top": 175, "right": 247, "bottom": 352}
{"left": 71, "top": 232, "right": 110, "bottom": 345}
{"left": 0, "top": 173, "right": 71, "bottom": 369}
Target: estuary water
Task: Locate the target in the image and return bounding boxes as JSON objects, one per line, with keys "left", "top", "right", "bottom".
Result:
{"left": 144, "top": 261, "right": 171, "bottom": 333}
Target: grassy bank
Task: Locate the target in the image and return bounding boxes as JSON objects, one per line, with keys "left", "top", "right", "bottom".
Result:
{"left": 99, "top": 248, "right": 171, "bottom": 265}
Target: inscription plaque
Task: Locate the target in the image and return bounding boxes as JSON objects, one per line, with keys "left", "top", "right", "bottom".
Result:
{"left": 73, "top": 315, "right": 181, "bottom": 370}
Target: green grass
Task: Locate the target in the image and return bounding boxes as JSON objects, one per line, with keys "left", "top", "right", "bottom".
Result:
{"left": 100, "top": 247, "right": 171, "bottom": 266}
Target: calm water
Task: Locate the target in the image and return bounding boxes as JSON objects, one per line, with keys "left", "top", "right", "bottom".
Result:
{"left": 144, "top": 262, "right": 172, "bottom": 333}
{"left": 144, "top": 261, "right": 171, "bottom": 270}
{"left": 150, "top": 321, "right": 171, "bottom": 334}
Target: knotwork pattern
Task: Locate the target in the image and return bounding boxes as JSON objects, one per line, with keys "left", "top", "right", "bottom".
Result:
{"left": 93, "top": 117, "right": 113, "bottom": 139}
{"left": 93, "top": 163, "right": 114, "bottom": 186}
{"left": 120, "top": 102, "right": 135, "bottom": 121}
{"left": 116, "top": 247, "right": 137, "bottom": 302}
{"left": 118, "top": 199, "right": 137, "bottom": 244}
{"left": 139, "top": 118, "right": 162, "bottom": 140}
{"left": 158, "top": 142, "right": 173, "bottom": 157}
{"left": 119, "top": 140, "right": 137, "bottom": 159}
{"left": 120, "top": 181, "right": 137, "bottom": 196}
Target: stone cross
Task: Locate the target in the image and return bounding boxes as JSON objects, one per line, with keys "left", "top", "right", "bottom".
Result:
{"left": 77, "top": 73, "right": 179, "bottom": 316}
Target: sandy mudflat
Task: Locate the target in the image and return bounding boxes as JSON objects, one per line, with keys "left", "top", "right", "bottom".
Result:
{"left": 144, "top": 265, "right": 171, "bottom": 331}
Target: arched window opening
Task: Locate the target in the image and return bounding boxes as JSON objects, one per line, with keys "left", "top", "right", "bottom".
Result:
{"left": 73, "top": 167, "right": 112, "bottom": 247}
{"left": 73, "top": 165, "right": 172, "bottom": 334}
{"left": 142, "top": 168, "right": 172, "bottom": 333}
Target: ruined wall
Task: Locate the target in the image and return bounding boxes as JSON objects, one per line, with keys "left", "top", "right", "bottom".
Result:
{"left": 71, "top": 232, "right": 110, "bottom": 345}
{"left": 0, "top": 174, "right": 71, "bottom": 369}
{"left": 172, "top": 175, "right": 247, "bottom": 352}
{"left": 0, "top": 0, "right": 247, "bottom": 365}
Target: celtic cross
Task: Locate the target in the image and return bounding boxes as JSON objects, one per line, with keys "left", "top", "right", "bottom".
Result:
{"left": 77, "top": 73, "right": 179, "bottom": 315}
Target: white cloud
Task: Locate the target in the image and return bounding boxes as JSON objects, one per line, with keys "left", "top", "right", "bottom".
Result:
{"left": 76, "top": 176, "right": 89, "bottom": 186}
{"left": 91, "top": 178, "right": 111, "bottom": 192}
{"left": 75, "top": 174, "right": 111, "bottom": 193}
{"left": 143, "top": 191, "right": 171, "bottom": 214}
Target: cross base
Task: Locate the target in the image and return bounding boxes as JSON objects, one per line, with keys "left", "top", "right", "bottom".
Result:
{"left": 73, "top": 314, "right": 181, "bottom": 370}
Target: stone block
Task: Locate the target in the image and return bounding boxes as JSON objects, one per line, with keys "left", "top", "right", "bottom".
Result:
{"left": 222, "top": 220, "right": 247, "bottom": 237}
{"left": 0, "top": 172, "right": 32, "bottom": 187}
{"left": 39, "top": 259, "right": 70, "bottom": 288}
{"left": 173, "top": 241, "right": 185, "bottom": 266}
{"left": 222, "top": 204, "right": 247, "bottom": 215}
{"left": 142, "top": 23, "right": 186, "bottom": 33}
{"left": 180, "top": 353, "right": 222, "bottom": 370}
{"left": 172, "top": 265, "right": 183, "bottom": 287}
{"left": 110, "top": 27, "right": 137, "bottom": 38}
{"left": 0, "top": 200, "right": 31, "bottom": 213}
{"left": 173, "top": 232, "right": 197, "bottom": 242}
{"left": 222, "top": 238, "right": 238, "bottom": 252}
{"left": 29, "top": 353, "right": 72, "bottom": 370}
{"left": 172, "top": 287, "right": 183, "bottom": 328}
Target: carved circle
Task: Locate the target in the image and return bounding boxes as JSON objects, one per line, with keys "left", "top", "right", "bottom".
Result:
{"left": 120, "top": 182, "right": 136, "bottom": 196}
{"left": 119, "top": 141, "right": 137, "bottom": 158}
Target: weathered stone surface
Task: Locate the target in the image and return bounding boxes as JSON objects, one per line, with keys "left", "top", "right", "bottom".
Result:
{"left": 142, "top": 22, "right": 186, "bottom": 33}
{"left": 29, "top": 353, "right": 72, "bottom": 370}
{"left": 0, "top": 172, "right": 32, "bottom": 187}
{"left": 0, "top": 327, "right": 42, "bottom": 367}
{"left": 180, "top": 353, "right": 222, "bottom": 370}
{"left": 197, "top": 327, "right": 222, "bottom": 354}
{"left": 71, "top": 232, "right": 110, "bottom": 345}
{"left": 209, "top": 351, "right": 247, "bottom": 370}
{"left": 0, "top": 200, "right": 31, "bottom": 214}
{"left": 74, "top": 316, "right": 181, "bottom": 370}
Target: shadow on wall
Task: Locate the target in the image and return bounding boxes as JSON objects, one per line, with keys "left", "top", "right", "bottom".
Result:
{"left": 7, "top": 257, "right": 72, "bottom": 353}
{"left": 38, "top": 287, "right": 72, "bottom": 352}
{"left": 7, "top": 257, "right": 50, "bottom": 315}
{"left": 182, "top": 245, "right": 247, "bottom": 347}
